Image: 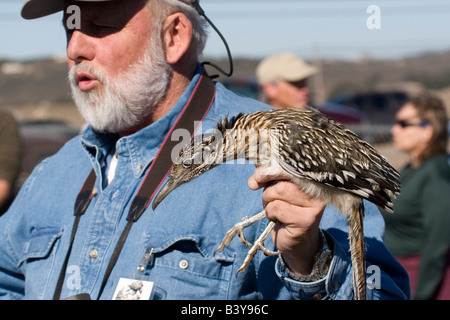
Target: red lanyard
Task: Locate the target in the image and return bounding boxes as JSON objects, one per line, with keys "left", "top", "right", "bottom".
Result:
{"left": 53, "top": 71, "right": 216, "bottom": 300}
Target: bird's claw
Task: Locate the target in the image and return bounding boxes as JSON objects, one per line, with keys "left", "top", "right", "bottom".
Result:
{"left": 236, "top": 234, "right": 279, "bottom": 276}
{"left": 214, "top": 221, "right": 252, "bottom": 256}
{"left": 214, "top": 212, "right": 269, "bottom": 255}
{"left": 214, "top": 211, "right": 273, "bottom": 274}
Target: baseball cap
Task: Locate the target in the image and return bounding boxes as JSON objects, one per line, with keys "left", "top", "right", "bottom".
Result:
{"left": 21, "top": 0, "right": 200, "bottom": 20}
{"left": 256, "top": 52, "right": 318, "bottom": 85}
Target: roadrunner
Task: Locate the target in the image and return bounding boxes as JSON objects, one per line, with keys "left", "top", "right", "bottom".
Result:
{"left": 152, "top": 107, "right": 400, "bottom": 300}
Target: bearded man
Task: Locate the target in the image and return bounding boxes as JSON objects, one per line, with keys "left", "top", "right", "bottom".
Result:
{"left": 0, "top": 0, "right": 409, "bottom": 300}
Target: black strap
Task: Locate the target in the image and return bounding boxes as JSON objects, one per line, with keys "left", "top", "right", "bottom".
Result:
{"left": 52, "top": 214, "right": 80, "bottom": 300}
{"left": 53, "top": 71, "right": 216, "bottom": 300}
{"left": 97, "top": 220, "right": 134, "bottom": 298}
{"left": 53, "top": 170, "right": 96, "bottom": 300}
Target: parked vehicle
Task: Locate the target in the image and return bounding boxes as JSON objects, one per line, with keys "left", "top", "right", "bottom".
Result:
{"left": 317, "top": 102, "right": 366, "bottom": 124}
{"left": 327, "top": 91, "right": 408, "bottom": 124}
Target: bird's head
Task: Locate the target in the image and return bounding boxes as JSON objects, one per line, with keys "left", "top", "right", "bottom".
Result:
{"left": 152, "top": 133, "right": 222, "bottom": 210}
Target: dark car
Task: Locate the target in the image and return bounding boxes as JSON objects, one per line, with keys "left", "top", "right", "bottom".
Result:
{"left": 316, "top": 102, "right": 366, "bottom": 125}
{"left": 221, "top": 77, "right": 261, "bottom": 101}
{"left": 327, "top": 91, "right": 408, "bottom": 124}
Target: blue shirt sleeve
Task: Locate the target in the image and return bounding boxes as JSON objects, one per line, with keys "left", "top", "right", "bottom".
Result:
{"left": 275, "top": 201, "right": 410, "bottom": 300}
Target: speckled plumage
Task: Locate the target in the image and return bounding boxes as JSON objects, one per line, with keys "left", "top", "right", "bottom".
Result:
{"left": 153, "top": 107, "right": 400, "bottom": 300}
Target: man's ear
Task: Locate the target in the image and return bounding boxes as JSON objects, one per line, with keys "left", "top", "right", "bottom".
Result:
{"left": 163, "top": 12, "right": 193, "bottom": 64}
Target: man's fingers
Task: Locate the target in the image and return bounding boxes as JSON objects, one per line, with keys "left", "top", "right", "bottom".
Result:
{"left": 248, "top": 166, "right": 288, "bottom": 190}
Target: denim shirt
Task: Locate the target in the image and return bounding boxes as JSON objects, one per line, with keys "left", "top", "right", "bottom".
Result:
{"left": 0, "top": 67, "right": 409, "bottom": 300}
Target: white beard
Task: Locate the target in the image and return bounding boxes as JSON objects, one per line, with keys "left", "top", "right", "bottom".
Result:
{"left": 69, "top": 41, "right": 171, "bottom": 134}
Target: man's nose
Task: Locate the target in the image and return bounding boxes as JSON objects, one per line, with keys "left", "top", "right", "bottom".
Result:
{"left": 66, "top": 29, "right": 96, "bottom": 64}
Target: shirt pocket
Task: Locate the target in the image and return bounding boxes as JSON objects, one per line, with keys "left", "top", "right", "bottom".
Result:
{"left": 144, "top": 233, "right": 235, "bottom": 299}
{"left": 18, "top": 227, "right": 63, "bottom": 298}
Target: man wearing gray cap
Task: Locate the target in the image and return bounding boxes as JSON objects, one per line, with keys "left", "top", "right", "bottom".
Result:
{"left": 0, "top": 0, "right": 409, "bottom": 300}
{"left": 256, "top": 52, "right": 318, "bottom": 109}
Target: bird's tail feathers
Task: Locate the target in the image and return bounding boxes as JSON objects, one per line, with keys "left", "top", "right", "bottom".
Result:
{"left": 348, "top": 201, "right": 367, "bottom": 300}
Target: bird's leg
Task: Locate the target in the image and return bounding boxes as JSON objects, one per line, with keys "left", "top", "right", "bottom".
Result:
{"left": 215, "top": 210, "right": 267, "bottom": 254}
{"left": 237, "top": 220, "right": 278, "bottom": 274}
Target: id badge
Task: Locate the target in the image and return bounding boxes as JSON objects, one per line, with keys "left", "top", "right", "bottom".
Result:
{"left": 112, "top": 278, "right": 155, "bottom": 300}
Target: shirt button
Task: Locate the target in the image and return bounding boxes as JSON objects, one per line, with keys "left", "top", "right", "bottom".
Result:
{"left": 179, "top": 260, "right": 189, "bottom": 269}
{"left": 137, "top": 265, "right": 145, "bottom": 273}
{"left": 89, "top": 249, "right": 99, "bottom": 259}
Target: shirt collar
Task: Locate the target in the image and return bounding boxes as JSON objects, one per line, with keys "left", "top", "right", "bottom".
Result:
{"left": 81, "top": 65, "right": 204, "bottom": 178}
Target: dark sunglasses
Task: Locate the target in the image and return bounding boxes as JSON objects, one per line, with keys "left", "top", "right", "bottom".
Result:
{"left": 287, "top": 79, "right": 308, "bottom": 89}
{"left": 395, "top": 119, "right": 429, "bottom": 128}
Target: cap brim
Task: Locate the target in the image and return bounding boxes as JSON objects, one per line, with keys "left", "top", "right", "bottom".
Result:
{"left": 283, "top": 65, "right": 318, "bottom": 82}
{"left": 21, "top": 0, "right": 63, "bottom": 19}
{"left": 21, "top": 0, "right": 115, "bottom": 20}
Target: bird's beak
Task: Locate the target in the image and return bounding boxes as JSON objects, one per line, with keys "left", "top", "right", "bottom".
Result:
{"left": 152, "top": 179, "right": 177, "bottom": 210}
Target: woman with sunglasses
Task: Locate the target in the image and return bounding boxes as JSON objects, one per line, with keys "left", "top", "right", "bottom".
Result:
{"left": 381, "top": 92, "right": 450, "bottom": 300}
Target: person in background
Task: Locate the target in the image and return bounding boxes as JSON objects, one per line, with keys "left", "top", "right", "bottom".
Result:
{"left": 256, "top": 52, "right": 317, "bottom": 109}
{"left": 0, "top": 111, "right": 22, "bottom": 215}
{"left": 382, "top": 92, "right": 450, "bottom": 300}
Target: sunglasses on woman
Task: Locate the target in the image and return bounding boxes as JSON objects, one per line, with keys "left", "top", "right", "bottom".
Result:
{"left": 395, "top": 119, "right": 429, "bottom": 128}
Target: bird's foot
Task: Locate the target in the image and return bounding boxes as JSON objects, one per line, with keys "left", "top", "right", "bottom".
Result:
{"left": 236, "top": 221, "right": 278, "bottom": 275}
{"left": 214, "top": 210, "right": 266, "bottom": 255}
{"left": 214, "top": 222, "right": 252, "bottom": 255}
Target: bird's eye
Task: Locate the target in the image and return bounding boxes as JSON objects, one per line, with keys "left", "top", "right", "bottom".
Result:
{"left": 182, "top": 159, "right": 192, "bottom": 168}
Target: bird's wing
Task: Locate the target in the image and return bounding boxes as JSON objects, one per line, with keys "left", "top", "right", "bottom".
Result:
{"left": 270, "top": 109, "right": 400, "bottom": 212}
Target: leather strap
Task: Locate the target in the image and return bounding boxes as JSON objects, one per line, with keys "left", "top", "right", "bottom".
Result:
{"left": 128, "top": 70, "right": 216, "bottom": 222}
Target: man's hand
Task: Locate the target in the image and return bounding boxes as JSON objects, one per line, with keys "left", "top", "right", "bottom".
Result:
{"left": 248, "top": 167, "right": 326, "bottom": 276}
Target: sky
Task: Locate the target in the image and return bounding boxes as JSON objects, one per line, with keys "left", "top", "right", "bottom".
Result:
{"left": 1, "top": 0, "right": 450, "bottom": 61}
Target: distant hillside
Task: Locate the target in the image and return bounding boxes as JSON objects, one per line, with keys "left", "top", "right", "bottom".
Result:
{"left": 1, "top": 50, "right": 450, "bottom": 123}
{"left": 207, "top": 50, "right": 450, "bottom": 102}
{"left": 0, "top": 58, "right": 72, "bottom": 107}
